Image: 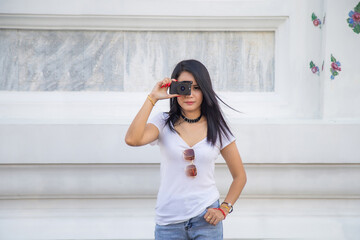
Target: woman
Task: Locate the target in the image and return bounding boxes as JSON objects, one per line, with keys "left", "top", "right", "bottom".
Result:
{"left": 125, "top": 59, "right": 246, "bottom": 240}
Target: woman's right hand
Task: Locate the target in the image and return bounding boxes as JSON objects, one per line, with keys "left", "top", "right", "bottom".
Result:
{"left": 148, "top": 78, "right": 179, "bottom": 102}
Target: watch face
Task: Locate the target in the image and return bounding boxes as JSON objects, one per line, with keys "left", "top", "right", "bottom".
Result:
{"left": 229, "top": 206, "right": 233, "bottom": 213}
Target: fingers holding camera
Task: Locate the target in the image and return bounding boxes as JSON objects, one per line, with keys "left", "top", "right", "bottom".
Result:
{"left": 166, "top": 79, "right": 179, "bottom": 98}
{"left": 160, "top": 78, "right": 170, "bottom": 88}
{"left": 150, "top": 78, "right": 178, "bottom": 102}
{"left": 163, "top": 79, "right": 180, "bottom": 99}
{"left": 160, "top": 78, "right": 177, "bottom": 88}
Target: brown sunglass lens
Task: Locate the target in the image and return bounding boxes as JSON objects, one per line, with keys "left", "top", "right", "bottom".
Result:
{"left": 183, "top": 149, "right": 195, "bottom": 161}
{"left": 186, "top": 164, "right": 197, "bottom": 177}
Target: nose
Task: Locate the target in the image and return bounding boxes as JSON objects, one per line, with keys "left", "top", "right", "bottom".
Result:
{"left": 186, "top": 89, "right": 194, "bottom": 98}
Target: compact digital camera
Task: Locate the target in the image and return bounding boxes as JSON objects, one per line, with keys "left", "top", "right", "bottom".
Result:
{"left": 169, "top": 81, "right": 192, "bottom": 95}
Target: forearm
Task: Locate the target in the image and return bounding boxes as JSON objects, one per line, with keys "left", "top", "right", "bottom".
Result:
{"left": 221, "top": 174, "right": 247, "bottom": 214}
{"left": 125, "top": 77, "right": 177, "bottom": 146}
{"left": 125, "top": 94, "right": 157, "bottom": 145}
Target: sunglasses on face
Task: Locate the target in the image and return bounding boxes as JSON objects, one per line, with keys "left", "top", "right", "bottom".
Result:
{"left": 183, "top": 149, "right": 197, "bottom": 177}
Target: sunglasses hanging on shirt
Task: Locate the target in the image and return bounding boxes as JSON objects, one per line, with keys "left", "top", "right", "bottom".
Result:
{"left": 183, "top": 149, "right": 197, "bottom": 177}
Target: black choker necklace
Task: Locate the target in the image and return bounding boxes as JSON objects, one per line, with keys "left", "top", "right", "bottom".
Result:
{"left": 181, "top": 113, "right": 202, "bottom": 123}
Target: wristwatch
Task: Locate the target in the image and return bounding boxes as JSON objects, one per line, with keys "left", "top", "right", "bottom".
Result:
{"left": 221, "top": 201, "right": 233, "bottom": 213}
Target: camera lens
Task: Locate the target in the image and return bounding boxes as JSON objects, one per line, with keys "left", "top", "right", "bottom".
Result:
{"left": 180, "top": 86, "right": 185, "bottom": 91}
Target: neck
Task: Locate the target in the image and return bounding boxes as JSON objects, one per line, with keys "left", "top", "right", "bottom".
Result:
{"left": 182, "top": 110, "right": 201, "bottom": 120}
{"left": 181, "top": 111, "right": 202, "bottom": 124}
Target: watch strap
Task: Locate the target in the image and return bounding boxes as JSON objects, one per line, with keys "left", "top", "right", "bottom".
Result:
{"left": 221, "top": 201, "right": 233, "bottom": 213}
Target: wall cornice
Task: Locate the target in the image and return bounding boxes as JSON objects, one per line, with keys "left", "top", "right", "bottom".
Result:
{"left": 0, "top": 14, "right": 287, "bottom": 31}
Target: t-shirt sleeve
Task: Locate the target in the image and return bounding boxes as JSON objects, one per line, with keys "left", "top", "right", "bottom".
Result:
{"left": 220, "top": 128, "right": 236, "bottom": 150}
{"left": 147, "top": 112, "right": 167, "bottom": 145}
{"left": 148, "top": 112, "right": 167, "bottom": 131}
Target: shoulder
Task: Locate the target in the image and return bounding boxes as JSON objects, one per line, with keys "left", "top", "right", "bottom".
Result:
{"left": 151, "top": 112, "right": 169, "bottom": 120}
{"left": 218, "top": 127, "right": 236, "bottom": 150}
{"left": 157, "top": 112, "right": 169, "bottom": 122}
{"left": 148, "top": 112, "right": 169, "bottom": 130}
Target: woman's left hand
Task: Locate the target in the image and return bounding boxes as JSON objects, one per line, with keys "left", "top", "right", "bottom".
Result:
{"left": 204, "top": 208, "right": 225, "bottom": 226}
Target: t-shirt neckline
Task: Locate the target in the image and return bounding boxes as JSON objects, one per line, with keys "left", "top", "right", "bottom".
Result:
{"left": 173, "top": 130, "right": 207, "bottom": 148}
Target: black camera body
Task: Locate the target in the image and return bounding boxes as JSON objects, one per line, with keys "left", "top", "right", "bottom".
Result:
{"left": 169, "top": 81, "right": 192, "bottom": 95}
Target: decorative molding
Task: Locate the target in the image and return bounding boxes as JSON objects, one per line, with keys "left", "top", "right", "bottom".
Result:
{"left": 1, "top": 122, "right": 360, "bottom": 165}
{"left": 1, "top": 198, "right": 358, "bottom": 239}
{"left": 1, "top": 163, "right": 359, "bottom": 200}
{"left": 0, "top": 92, "right": 296, "bottom": 122}
{"left": 0, "top": 14, "right": 287, "bottom": 31}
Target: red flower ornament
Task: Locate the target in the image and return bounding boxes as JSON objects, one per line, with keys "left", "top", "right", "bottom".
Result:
{"left": 312, "top": 13, "right": 322, "bottom": 29}
{"left": 330, "top": 55, "right": 341, "bottom": 80}
{"left": 353, "top": 12, "right": 360, "bottom": 22}
{"left": 347, "top": 2, "right": 360, "bottom": 34}
{"left": 309, "top": 61, "right": 320, "bottom": 76}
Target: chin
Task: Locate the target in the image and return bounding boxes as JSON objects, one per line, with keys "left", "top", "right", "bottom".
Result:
{"left": 182, "top": 106, "right": 200, "bottom": 112}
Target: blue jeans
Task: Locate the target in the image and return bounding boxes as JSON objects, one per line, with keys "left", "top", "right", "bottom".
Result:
{"left": 155, "top": 200, "right": 223, "bottom": 240}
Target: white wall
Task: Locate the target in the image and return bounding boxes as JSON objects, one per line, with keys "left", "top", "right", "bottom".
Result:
{"left": 1, "top": 0, "right": 360, "bottom": 239}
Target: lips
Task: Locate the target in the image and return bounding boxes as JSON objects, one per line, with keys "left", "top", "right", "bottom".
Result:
{"left": 185, "top": 101, "right": 195, "bottom": 105}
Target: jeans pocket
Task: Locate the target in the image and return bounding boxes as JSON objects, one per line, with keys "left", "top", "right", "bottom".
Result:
{"left": 207, "top": 200, "right": 220, "bottom": 209}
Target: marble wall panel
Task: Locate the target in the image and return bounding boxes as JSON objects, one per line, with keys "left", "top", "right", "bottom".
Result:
{"left": 0, "top": 30, "right": 274, "bottom": 92}
{"left": 0, "top": 30, "right": 19, "bottom": 90}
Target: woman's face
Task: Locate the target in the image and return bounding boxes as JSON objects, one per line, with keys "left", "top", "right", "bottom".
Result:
{"left": 176, "top": 71, "right": 203, "bottom": 114}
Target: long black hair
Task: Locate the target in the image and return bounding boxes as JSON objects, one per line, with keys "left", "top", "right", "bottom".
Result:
{"left": 165, "top": 59, "right": 236, "bottom": 146}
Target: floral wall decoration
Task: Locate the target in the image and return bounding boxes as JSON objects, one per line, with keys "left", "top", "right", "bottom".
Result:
{"left": 347, "top": 2, "right": 360, "bottom": 34}
{"left": 312, "top": 13, "right": 323, "bottom": 28}
{"left": 310, "top": 61, "right": 320, "bottom": 75}
{"left": 309, "top": 12, "right": 325, "bottom": 77}
{"left": 330, "top": 54, "right": 341, "bottom": 80}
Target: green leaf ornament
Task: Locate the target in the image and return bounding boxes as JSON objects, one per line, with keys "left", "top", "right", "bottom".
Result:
{"left": 312, "top": 13, "right": 317, "bottom": 21}
{"left": 331, "top": 54, "right": 336, "bottom": 63}
{"left": 354, "top": 2, "right": 360, "bottom": 13}
{"left": 354, "top": 24, "right": 360, "bottom": 34}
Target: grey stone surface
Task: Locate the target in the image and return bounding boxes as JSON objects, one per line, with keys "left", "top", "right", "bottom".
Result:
{"left": 0, "top": 30, "right": 274, "bottom": 91}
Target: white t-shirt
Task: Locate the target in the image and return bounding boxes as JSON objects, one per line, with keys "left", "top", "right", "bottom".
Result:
{"left": 148, "top": 112, "right": 235, "bottom": 225}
